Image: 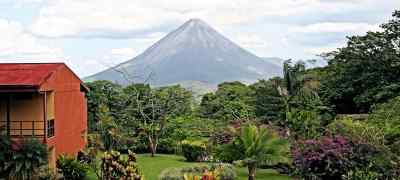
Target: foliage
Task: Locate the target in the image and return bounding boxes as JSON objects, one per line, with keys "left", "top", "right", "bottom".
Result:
{"left": 343, "top": 166, "right": 380, "bottom": 180}
{"left": 213, "top": 141, "right": 245, "bottom": 163}
{"left": 97, "top": 104, "right": 121, "bottom": 150}
{"left": 37, "top": 165, "right": 58, "bottom": 180}
{"left": 250, "top": 79, "right": 286, "bottom": 124}
{"left": 292, "top": 135, "right": 352, "bottom": 180}
{"left": 0, "top": 135, "right": 11, "bottom": 176}
{"left": 87, "top": 133, "right": 103, "bottom": 149}
{"left": 348, "top": 143, "right": 399, "bottom": 179}
{"left": 4, "top": 138, "right": 48, "bottom": 180}
{"left": 57, "top": 155, "right": 89, "bottom": 180}
{"left": 181, "top": 140, "right": 209, "bottom": 162}
{"left": 159, "top": 164, "right": 236, "bottom": 180}
{"left": 280, "top": 60, "right": 326, "bottom": 111}
{"left": 218, "top": 124, "right": 289, "bottom": 180}
{"left": 320, "top": 10, "right": 400, "bottom": 113}
{"left": 328, "top": 118, "right": 399, "bottom": 179}
{"left": 286, "top": 110, "right": 323, "bottom": 139}
{"left": 199, "top": 81, "right": 255, "bottom": 121}
{"left": 77, "top": 148, "right": 102, "bottom": 179}
{"left": 165, "top": 116, "right": 218, "bottom": 154}
{"left": 101, "top": 150, "right": 142, "bottom": 180}
{"left": 368, "top": 96, "right": 400, "bottom": 149}
{"left": 85, "top": 80, "right": 124, "bottom": 132}
{"left": 328, "top": 118, "right": 385, "bottom": 147}
{"left": 136, "top": 154, "right": 291, "bottom": 180}
{"left": 124, "top": 84, "right": 194, "bottom": 156}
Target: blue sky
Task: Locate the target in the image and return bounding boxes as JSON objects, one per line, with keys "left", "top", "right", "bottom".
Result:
{"left": 0, "top": 0, "right": 398, "bottom": 77}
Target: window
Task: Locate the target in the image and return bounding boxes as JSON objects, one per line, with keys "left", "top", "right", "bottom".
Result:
{"left": 47, "top": 119, "right": 54, "bottom": 138}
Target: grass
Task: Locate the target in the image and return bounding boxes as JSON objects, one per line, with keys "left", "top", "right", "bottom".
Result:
{"left": 136, "top": 154, "right": 292, "bottom": 180}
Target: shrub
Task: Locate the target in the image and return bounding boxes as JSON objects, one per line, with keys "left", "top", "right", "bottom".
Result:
{"left": 209, "top": 164, "right": 236, "bottom": 180}
{"left": 286, "top": 110, "right": 323, "bottom": 139}
{"left": 101, "top": 150, "right": 142, "bottom": 180}
{"left": 159, "top": 164, "right": 236, "bottom": 180}
{"left": 0, "top": 135, "right": 11, "bottom": 176}
{"left": 5, "top": 138, "right": 48, "bottom": 180}
{"left": 328, "top": 118, "right": 385, "bottom": 147}
{"left": 328, "top": 118, "right": 400, "bottom": 178}
{"left": 344, "top": 167, "right": 380, "bottom": 180}
{"left": 292, "top": 135, "right": 352, "bottom": 180}
{"left": 57, "top": 155, "right": 89, "bottom": 180}
{"left": 213, "top": 142, "right": 244, "bottom": 163}
{"left": 368, "top": 96, "right": 400, "bottom": 151}
{"left": 157, "top": 138, "right": 176, "bottom": 154}
{"left": 37, "top": 165, "right": 58, "bottom": 180}
{"left": 181, "top": 140, "right": 208, "bottom": 162}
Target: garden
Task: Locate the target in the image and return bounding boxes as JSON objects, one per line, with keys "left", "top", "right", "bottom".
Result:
{"left": 0, "top": 10, "right": 400, "bottom": 180}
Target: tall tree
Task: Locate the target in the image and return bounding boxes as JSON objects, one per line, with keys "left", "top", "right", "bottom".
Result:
{"left": 250, "top": 79, "right": 285, "bottom": 124}
{"left": 199, "top": 81, "right": 255, "bottom": 121}
{"left": 85, "top": 80, "right": 124, "bottom": 132}
{"left": 320, "top": 10, "right": 400, "bottom": 113}
{"left": 130, "top": 85, "right": 193, "bottom": 157}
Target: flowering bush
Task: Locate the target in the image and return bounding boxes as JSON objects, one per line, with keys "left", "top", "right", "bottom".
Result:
{"left": 101, "top": 150, "right": 142, "bottom": 180}
{"left": 292, "top": 135, "right": 352, "bottom": 180}
{"left": 159, "top": 164, "right": 236, "bottom": 180}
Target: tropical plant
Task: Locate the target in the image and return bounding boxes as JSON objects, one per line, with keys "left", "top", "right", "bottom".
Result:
{"left": 292, "top": 135, "right": 352, "bottom": 180}
{"left": 101, "top": 150, "right": 142, "bottom": 180}
{"left": 250, "top": 79, "right": 286, "bottom": 124}
{"left": 125, "top": 85, "right": 193, "bottom": 157}
{"left": 37, "top": 165, "right": 58, "bottom": 180}
{"left": 368, "top": 96, "right": 400, "bottom": 149}
{"left": 275, "top": 60, "right": 331, "bottom": 132}
{"left": 286, "top": 110, "right": 322, "bottom": 139}
{"left": 328, "top": 118, "right": 385, "bottom": 147}
{"left": 181, "top": 140, "right": 209, "bottom": 162}
{"left": 0, "top": 135, "right": 11, "bottom": 176}
{"left": 343, "top": 166, "right": 380, "bottom": 180}
{"left": 159, "top": 164, "right": 236, "bottom": 180}
{"left": 231, "top": 124, "right": 289, "bottom": 180}
{"left": 5, "top": 138, "right": 48, "bottom": 180}
{"left": 320, "top": 10, "right": 400, "bottom": 114}
{"left": 97, "top": 104, "right": 121, "bottom": 150}
{"left": 85, "top": 80, "right": 125, "bottom": 132}
{"left": 57, "top": 155, "right": 89, "bottom": 180}
{"left": 199, "top": 81, "right": 255, "bottom": 121}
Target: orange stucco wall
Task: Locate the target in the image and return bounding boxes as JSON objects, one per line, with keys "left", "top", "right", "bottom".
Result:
{"left": 44, "top": 65, "right": 87, "bottom": 160}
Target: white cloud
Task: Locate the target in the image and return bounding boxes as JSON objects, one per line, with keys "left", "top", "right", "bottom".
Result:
{"left": 29, "top": 0, "right": 389, "bottom": 39}
{"left": 291, "top": 22, "right": 381, "bottom": 34}
{"left": 0, "top": 19, "right": 63, "bottom": 61}
{"left": 30, "top": 0, "right": 183, "bottom": 38}
{"left": 234, "top": 34, "right": 269, "bottom": 49}
{"left": 110, "top": 48, "right": 137, "bottom": 58}
{"left": 304, "top": 45, "right": 342, "bottom": 55}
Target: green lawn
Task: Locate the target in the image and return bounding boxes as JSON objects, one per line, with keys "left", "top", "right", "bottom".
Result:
{"left": 136, "top": 154, "right": 291, "bottom": 180}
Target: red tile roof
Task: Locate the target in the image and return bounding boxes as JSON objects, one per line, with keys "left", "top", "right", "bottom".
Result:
{"left": 0, "top": 63, "right": 64, "bottom": 87}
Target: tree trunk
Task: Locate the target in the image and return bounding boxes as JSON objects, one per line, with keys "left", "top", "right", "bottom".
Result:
{"left": 150, "top": 144, "right": 156, "bottom": 157}
{"left": 148, "top": 136, "right": 158, "bottom": 157}
{"left": 248, "top": 164, "right": 257, "bottom": 180}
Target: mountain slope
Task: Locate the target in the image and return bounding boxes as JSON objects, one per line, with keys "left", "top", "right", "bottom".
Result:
{"left": 85, "top": 19, "right": 282, "bottom": 86}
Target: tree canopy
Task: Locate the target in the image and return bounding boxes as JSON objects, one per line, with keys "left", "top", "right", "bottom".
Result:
{"left": 320, "top": 10, "right": 400, "bottom": 113}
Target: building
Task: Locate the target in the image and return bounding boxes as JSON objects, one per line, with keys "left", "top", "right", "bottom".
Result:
{"left": 0, "top": 63, "right": 88, "bottom": 168}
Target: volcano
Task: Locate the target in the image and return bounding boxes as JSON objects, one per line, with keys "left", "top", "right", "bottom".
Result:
{"left": 85, "top": 19, "right": 282, "bottom": 88}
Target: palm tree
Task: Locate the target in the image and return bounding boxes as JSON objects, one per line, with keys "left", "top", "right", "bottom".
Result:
{"left": 238, "top": 124, "right": 288, "bottom": 180}
{"left": 278, "top": 60, "right": 324, "bottom": 129}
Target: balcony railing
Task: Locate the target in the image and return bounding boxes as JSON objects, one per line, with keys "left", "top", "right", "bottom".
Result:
{"left": 0, "top": 120, "right": 45, "bottom": 137}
